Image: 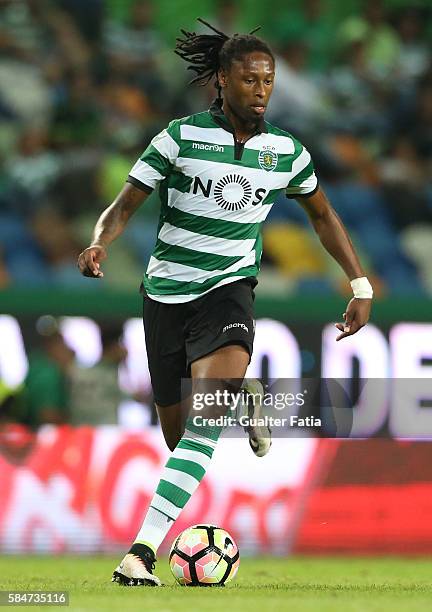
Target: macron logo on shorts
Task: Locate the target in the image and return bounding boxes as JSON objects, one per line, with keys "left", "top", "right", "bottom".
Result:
{"left": 222, "top": 322, "right": 249, "bottom": 334}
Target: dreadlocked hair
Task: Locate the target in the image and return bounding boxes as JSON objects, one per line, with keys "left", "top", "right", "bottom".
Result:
{"left": 175, "top": 18, "right": 274, "bottom": 100}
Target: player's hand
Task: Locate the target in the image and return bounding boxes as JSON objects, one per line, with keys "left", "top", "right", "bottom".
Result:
{"left": 334, "top": 297, "right": 372, "bottom": 341}
{"left": 77, "top": 245, "right": 107, "bottom": 278}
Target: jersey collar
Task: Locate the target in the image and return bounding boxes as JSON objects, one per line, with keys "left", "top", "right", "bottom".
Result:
{"left": 209, "top": 98, "right": 268, "bottom": 135}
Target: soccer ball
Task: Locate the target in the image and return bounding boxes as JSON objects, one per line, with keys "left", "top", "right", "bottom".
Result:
{"left": 169, "top": 524, "right": 240, "bottom": 586}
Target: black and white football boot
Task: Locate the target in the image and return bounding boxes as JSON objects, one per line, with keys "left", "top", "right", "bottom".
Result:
{"left": 241, "top": 378, "right": 272, "bottom": 457}
{"left": 112, "top": 543, "right": 161, "bottom": 586}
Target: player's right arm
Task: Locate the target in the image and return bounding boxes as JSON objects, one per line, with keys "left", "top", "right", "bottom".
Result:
{"left": 78, "top": 120, "right": 180, "bottom": 278}
{"left": 77, "top": 183, "right": 150, "bottom": 278}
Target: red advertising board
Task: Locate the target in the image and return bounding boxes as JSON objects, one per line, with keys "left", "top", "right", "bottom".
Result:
{"left": 1, "top": 427, "right": 432, "bottom": 555}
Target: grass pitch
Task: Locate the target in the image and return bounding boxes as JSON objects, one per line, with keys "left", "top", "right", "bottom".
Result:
{"left": 0, "top": 556, "right": 431, "bottom": 612}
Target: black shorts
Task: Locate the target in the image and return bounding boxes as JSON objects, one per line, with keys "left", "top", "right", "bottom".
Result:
{"left": 143, "top": 278, "right": 257, "bottom": 407}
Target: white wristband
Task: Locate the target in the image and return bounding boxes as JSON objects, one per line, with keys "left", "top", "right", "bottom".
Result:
{"left": 350, "top": 277, "right": 373, "bottom": 299}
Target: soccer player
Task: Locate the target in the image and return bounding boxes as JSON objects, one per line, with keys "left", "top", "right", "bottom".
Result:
{"left": 77, "top": 20, "right": 372, "bottom": 586}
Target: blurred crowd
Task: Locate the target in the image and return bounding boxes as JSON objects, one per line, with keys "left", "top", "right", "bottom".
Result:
{"left": 0, "top": 318, "right": 155, "bottom": 460}
{"left": 0, "top": 0, "right": 431, "bottom": 297}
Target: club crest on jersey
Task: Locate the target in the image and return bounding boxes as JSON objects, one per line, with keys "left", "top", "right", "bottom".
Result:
{"left": 258, "top": 147, "right": 278, "bottom": 171}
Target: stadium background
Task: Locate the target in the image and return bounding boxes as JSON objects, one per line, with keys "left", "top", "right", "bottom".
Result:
{"left": 0, "top": 0, "right": 432, "bottom": 558}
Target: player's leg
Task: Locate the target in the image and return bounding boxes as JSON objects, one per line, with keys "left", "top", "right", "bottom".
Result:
{"left": 135, "top": 344, "right": 249, "bottom": 550}
{"left": 112, "top": 343, "right": 249, "bottom": 586}
{"left": 187, "top": 278, "right": 271, "bottom": 456}
{"left": 111, "top": 295, "right": 187, "bottom": 584}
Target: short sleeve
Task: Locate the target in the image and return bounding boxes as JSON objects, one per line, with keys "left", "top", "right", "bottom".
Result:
{"left": 285, "top": 143, "right": 319, "bottom": 198}
{"left": 127, "top": 120, "right": 180, "bottom": 192}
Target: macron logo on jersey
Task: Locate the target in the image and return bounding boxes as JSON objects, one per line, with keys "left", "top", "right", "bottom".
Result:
{"left": 192, "top": 142, "right": 224, "bottom": 152}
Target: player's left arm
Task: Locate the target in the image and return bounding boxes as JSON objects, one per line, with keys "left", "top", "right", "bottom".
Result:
{"left": 296, "top": 186, "right": 373, "bottom": 341}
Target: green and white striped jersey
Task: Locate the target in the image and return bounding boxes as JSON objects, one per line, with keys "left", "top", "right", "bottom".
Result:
{"left": 127, "top": 100, "right": 318, "bottom": 303}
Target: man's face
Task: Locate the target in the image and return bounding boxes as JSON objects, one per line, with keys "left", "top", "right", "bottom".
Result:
{"left": 218, "top": 51, "right": 275, "bottom": 123}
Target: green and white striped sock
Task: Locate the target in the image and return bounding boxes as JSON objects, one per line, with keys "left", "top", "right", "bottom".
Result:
{"left": 134, "top": 419, "right": 222, "bottom": 554}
